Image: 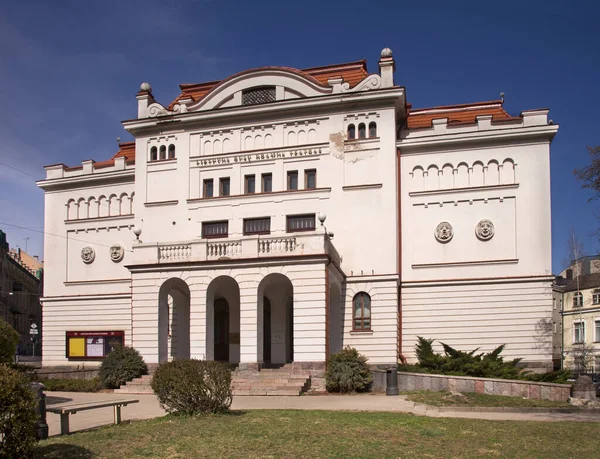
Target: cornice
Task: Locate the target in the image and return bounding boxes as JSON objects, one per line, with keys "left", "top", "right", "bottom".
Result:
{"left": 37, "top": 169, "right": 134, "bottom": 191}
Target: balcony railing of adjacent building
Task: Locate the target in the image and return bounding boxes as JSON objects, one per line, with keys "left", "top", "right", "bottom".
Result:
{"left": 132, "top": 231, "right": 341, "bottom": 267}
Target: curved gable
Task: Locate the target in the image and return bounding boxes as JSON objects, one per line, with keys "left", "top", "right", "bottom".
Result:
{"left": 186, "top": 67, "right": 333, "bottom": 112}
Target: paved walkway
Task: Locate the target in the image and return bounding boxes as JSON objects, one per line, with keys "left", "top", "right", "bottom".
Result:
{"left": 44, "top": 391, "right": 600, "bottom": 437}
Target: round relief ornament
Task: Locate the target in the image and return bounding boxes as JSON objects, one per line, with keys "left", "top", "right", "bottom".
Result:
{"left": 434, "top": 221, "right": 453, "bottom": 243}
{"left": 81, "top": 246, "right": 96, "bottom": 264}
{"left": 476, "top": 219, "right": 495, "bottom": 241}
{"left": 110, "top": 244, "right": 125, "bottom": 263}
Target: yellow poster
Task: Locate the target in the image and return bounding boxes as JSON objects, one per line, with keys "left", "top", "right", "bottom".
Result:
{"left": 69, "top": 337, "right": 85, "bottom": 357}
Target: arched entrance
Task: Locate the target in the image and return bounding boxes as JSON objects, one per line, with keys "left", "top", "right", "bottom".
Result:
{"left": 257, "top": 274, "right": 293, "bottom": 365}
{"left": 206, "top": 276, "right": 240, "bottom": 364}
{"left": 158, "top": 278, "right": 191, "bottom": 363}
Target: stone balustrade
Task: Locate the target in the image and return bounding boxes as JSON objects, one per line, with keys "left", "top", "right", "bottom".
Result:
{"left": 131, "top": 231, "right": 341, "bottom": 266}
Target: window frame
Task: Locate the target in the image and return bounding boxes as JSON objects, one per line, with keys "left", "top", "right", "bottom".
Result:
{"left": 369, "top": 121, "right": 377, "bottom": 138}
{"left": 573, "top": 292, "right": 584, "bottom": 307}
{"left": 286, "top": 213, "right": 316, "bottom": 233}
{"left": 243, "top": 217, "right": 271, "bottom": 236}
{"left": 150, "top": 146, "right": 158, "bottom": 161}
{"left": 595, "top": 319, "right": 600, "bottom": 343}
{"left": 574, "top": 321, "right": 585, "bottom": 344}
{"left": 593, "top": 292, "right": 600, "bottom": 305}
{"left": 352, "top": 292, "right": 372, "bottom": 331}
{"left": 305, "top": 169, "right": 317, "bottom": 189}
{"left": 203, "top": 179, "right": 214, "bottom": 198}
{"left": 287, "top": 170, "right": 299, "bottom": 191}
{"left": 358, "top": 123, "right": 366, "bottom": 139}
{"left": 347, "top": 124, "right": 356, "bottom": 140}
{"left": 159, "top": 145, "right": 166, "bottom": 160}
{"left": 261, "top": 173, "right": 273, "bottom": 193}
{"left": 202, "top": 220, "right": 229, "bottom": 239}
{"left": 244, "top": 174, "right": 256, "bottom": 194}
{"left": 168, "top": 144, "right": 176, "bottom": 159}
{"left": 219, "top": 177, "right": 231, "bottom": 196}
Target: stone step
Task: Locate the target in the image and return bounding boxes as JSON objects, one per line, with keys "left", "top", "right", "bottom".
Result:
{"left": 114, "top": 384, "right": 154, "bottom": 394}
{"left": 233, "top": 389, "right": 302, "bottom": 396}
{"left": 232, "top": 378, "right": 304, "bottom": 385}
{"left": 127, "top": 376, "right": 153, "bottom": 385}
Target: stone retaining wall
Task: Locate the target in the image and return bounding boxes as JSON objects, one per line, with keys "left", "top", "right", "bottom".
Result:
{"left": 37, "top": 367, "right": 100, "bottom": 380}
{"left": 396, "top": 372, "right": 571, "bottom": 402}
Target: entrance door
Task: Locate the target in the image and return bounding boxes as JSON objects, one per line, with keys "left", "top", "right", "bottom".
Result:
{"left": 214, "top": 298, "right": 229, "bottom": 362}
{"left": 263, "top": 297, "right": 271, "bottom": 364}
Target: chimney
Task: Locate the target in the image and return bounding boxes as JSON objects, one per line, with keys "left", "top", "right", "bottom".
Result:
{"left": 378, "top": 48, "right": 395, "bottom": 88}
{"left": 137, "top": 82, "right": 156, "bottom": 118}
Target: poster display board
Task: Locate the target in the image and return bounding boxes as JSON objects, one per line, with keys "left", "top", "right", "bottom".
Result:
{"left": 66, "top": 331, "right": 124, "bottom": 359}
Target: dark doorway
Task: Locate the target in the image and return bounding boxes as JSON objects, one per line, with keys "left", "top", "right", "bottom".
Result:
{"left": 263, "top": 297, "right": 271, "bottom": 364}
{"left": 214, "top": 298, "right": 229, "bottom": 362}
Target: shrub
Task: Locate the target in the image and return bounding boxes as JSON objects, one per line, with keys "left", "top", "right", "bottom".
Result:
{"left": 326, "top": 347, "right": 373, "bottom": 393}
{"left": 99, "top": 345, "right": 147, "bottom": 389}
{"left": 151, "top": 359, "right": 232, "bottom": 415}
{"left": 39, "top": 377, "right": 103, "bottom": 392}
{"left": 0, "top": 318, "right": 19, "bottom": 364}
{"left": 0, "top": 365, "right": 37, "bottom": 457}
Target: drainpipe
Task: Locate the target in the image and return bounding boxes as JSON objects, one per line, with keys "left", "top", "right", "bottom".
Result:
{"left": 396, "top": 147, "right": 406, "bottom": 364}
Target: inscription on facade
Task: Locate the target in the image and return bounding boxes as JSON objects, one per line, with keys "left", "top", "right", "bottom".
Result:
{"left": 195, "top": 148, "right": 323, "bottom": 166}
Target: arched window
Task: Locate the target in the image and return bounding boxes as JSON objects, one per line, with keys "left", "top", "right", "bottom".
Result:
{"left": 150, "top": 146, "right": 157, "bottom": 161}
{"left": 358, "top": 123, "right": 366, "bottom": 139}
{"left": 369, "top": 122, "right": 377, "bottom": 138}
{"left": 573, "top": 292, "right": 583, "bottom": 307}
{"left": 168, "top": 144, "right": 176, "bottom": 159}
{"left": 353, "top": 292, "right": 371, "bottom": 330}
{"left": 347, "top": 124, "right": 355, "bottom": 140}
{"left": 159, "top": 145, "right": 166, "bottom": 160}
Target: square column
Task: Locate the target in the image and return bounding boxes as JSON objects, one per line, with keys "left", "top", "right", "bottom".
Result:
{"left": 239, "top": 279, "right": 259, "bottom": 364}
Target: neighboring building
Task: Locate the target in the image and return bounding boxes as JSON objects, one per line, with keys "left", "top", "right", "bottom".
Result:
{"left": 37, "top": 48, "right": 558, "bottom": 372}
{"left": 558, "top": 256, "right": 600, "bottom": 373}
{"left": 0, "top": 230, "right": 43, "bottom": 355}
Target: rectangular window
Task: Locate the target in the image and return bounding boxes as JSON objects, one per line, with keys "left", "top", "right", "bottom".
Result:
{"left": 287, "top": 171, "right": 298, "bottom": 190}
{"left": 243, "top": 217, "right": 271, "bottom": 235}
{"left": 573, "top": 292, "right": 583, "bottom": 307}
{"left": 593, "top": 292, "right": 600, "bottom": 305}
{"left": 595, "top": 321, "right": 600, "bottom": 342}
{"left": 203, "top": 179, "right": 214, "bottom": 198}
{"left": 262, "top": 173, "right": 272, "bottom": 193}
{"left": 245, "top": 175, "right": 256, "bottom": 194}
{"left": 202, "top": 220, "right": 228, "bottom": 238}
{"left": 66, "top": 331, "right": 124, "bottom": 359}
{"left": 305, "top": 169, "right": 317, "bottom": 189}
{"left": 219, "top": 177, "right": 230, "bottom": 196}
{"left": 286, "top": 214, "right": 316, "bottom": 232}
{"left": 353, "top": 293, "right": 371, "bottom": 331}
{"left": 574, "top": 322, "right": 585, "bottom": 344}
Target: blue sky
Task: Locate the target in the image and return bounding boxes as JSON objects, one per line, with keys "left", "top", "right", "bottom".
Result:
{"left": 0, "top": 0, "right": 598, "bottom": 272}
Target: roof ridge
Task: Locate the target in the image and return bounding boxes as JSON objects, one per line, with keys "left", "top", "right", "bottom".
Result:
{"left": 409, "top": 100, "right": 504, "bottom": 114}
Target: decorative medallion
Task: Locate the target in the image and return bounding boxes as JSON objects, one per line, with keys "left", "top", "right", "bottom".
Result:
{"left": 110, "top": 244, "right": 125, "bottom": 263}
{"left": 434, "top": 222, "right": 454, "bottom": 243}
{"left": 476, "top": 219, "right": 495, "bottom": 241}
{"left": 81, "top": 246, "right": 96, "bottom": 264}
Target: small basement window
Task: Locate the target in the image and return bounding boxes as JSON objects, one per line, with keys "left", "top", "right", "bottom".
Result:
{"left": 242, "top": 86, "right": 276, "bottom": 106}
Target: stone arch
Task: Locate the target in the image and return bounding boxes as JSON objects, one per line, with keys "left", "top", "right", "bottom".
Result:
{"left": 119, "top": 193, "right": 130, "bottom": 216}
{"left": 158, "top": 278, "right": 191, "bottom": 363}
{"left": 222, "top": 138, "right": 231, "bottom": 153}
{"left": 203, "top": 140, "right": 213, "bottom": 155}
{"left": 255, "top": 134, "right": 264, "bottom": 150}
{"left": 426, "top": 165, "right": 439, "bottom": 190}
{"left": 264, "top": 134, "right": 273, "bottom": 148}
{"left": 298, "top": 130, "right": 307, "bottom": 145}
{"left": 287, "top": 130, "right": 296, "bottom": 146}
{"left": 244, "top": 135, "right": 253, "bottom": 151}
{"left": 98, "top": 195, "right": 108, "bottom": 218}
{"left": 108, "top": 194, "right": 118, "bottom": 216}
{"left": 213, "top": 139, "right": 222, "bottom": 154}
{"left": 206, "top": 275, "right": 240, "bottom": 363}
{"left": 67, "top": 198, "right": 77, "bottom": 220}
{"left": 471, "top": 161, "right": 484, "bottom": 187}
{"left": 441, "top": 163, "right": 454, "bottom": 189}
{"left": 257, "top": 273, "right": 294, "bottom": 365}
{"left": 501, "top": 158, "right": 516, "bottom": 184}
{"left": 486, "top": 160, "right": 500, "bottom": 186}
{"left": 77, "top": 198, "right": 87, "bottom": 219}
{"left": 455, "top": 162, "right": 469, "bottom": 188}
{"left": 411, "top": 166, "right": 424, "bottom": 191}
{"left": 308, "top": 129, "right": 317, "bottom": 143}
{"left": 88, "top": 196, "right": 98, "bottom": 219}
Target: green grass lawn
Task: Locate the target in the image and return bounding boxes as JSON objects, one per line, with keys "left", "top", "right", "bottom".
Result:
{"left": 402, "top": 390, "right": 571, "bottom": 408}
{"left": 36, "top": 410, "right": 600, "bottom": 458}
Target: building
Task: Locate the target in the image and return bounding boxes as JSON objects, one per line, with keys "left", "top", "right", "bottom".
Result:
{"left": 558, "top": 256, "right": 600, "bottom": 373}
{"left": 37, "top": 48, "right": 558, "bottom": 373}
{"left": 0, "top": 230, "right": 43, "bottom": 356}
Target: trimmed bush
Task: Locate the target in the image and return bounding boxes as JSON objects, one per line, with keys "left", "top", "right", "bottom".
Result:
{"left": 0, "top": 365, "right": 37, "bottom": 457}
{"left": 0, "top": 318, "right": 19, "bottom": 364}
{"left": 99, "top": 345, "right": 147, "bottom": 389}
{"left": 151, "top": 359, "right": 232, "bottom": 415}
{"left": 326, "top": 347, "right": 373, "bottom": 393}
{"left": 39, "top": 377, "right": 103, "bottom": 392}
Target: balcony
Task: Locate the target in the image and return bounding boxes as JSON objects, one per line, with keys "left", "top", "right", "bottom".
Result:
{"left": 130, "top": 231, "right": 341, "bottom": 267}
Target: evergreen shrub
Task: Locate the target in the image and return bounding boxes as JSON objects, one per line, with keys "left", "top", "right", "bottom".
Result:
{"left": 151, "top": 359, "right": 232, "bottom": 415}
{"left": 0, "top": 318, "right": 19, "bottom": 364}
{"left": 99, "top": 345, "right": 147, "bottom": 389}
{"left": 326, "top": 347, "right": 373, "bottom": 393}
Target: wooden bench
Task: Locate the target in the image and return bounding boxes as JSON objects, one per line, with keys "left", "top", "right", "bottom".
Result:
{"left": 46, "top": 399, "right": 139, "bottom": 435}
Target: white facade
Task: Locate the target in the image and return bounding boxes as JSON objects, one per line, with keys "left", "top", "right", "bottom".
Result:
{"left": 37, "top": 49, "right": 558, "bottom": 370}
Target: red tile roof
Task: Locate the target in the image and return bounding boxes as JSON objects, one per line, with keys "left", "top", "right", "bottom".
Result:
{"left": 407, "top": 100, "right": 520, "bottom": 129}
{"left": 168, "top": 60, "right": 369, "bottom": 109}
{"left": 64, "top": 142, "right": 136, "bottom": 171}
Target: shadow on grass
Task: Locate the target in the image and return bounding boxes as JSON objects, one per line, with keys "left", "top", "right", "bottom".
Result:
{"left": 46, "top": 396, "right": 73, "bottom": 406}
{"left": 35, "top": 444, "right": 94, "bottom": 458}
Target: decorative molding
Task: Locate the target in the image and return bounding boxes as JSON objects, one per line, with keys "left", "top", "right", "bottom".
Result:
{"left": 338, "top": 74, "right": 382, "bottom": 93}
{"left": 147, "top": 102, "right": 186, "bottom": 118}
{"left": 342, "top": 183, "right": 383, "bottom": 191}
{"left": 144, "top": 200, "right": 179, "bottom": 207}
{"left": 409, "top": 183, "right": 519, "bottom": 197}
{"left": 434, "top": 222, "right": 453, "bottom": 243}
{"left": 81, "top": 247, "right": 95, "bottom": 264}
{"left": 412, "top": 258, "right": 519, "bottom": 269}
{"left": 476, "top": 219, "right": 495, "bottom": 241}
{"left": 110, "top": 244, "right": 125, "bottom": 263}
{"left": 65, "top": 214, "right": 134, "bottom": 224}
